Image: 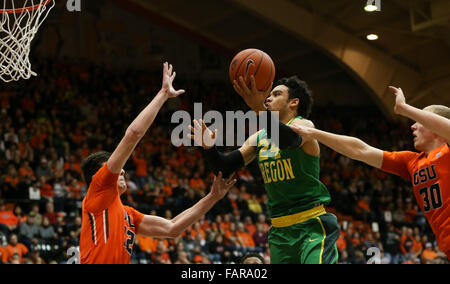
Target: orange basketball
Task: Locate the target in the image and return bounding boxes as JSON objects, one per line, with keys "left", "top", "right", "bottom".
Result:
{"left": 229, "top": 48, "right": 275, "bottom": 91}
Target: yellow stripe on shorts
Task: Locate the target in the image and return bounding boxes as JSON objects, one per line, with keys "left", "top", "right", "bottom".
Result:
{"left": 316, "top": 217, "right": 326, "bottom": 264}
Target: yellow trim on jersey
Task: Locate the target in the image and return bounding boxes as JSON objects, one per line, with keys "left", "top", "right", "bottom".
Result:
{"left": 287, "top": 117, "right": 296, "bottom": 126}
{"left": 316, "top": 217, "right": 327, "bottom": 264}
{"left": 271, "top": 205, "right": 326, "bottom": 228}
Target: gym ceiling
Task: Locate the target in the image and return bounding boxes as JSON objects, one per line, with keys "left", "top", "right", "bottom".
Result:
{"left": 121, "top": 0, "right": 450, "bottom": 119}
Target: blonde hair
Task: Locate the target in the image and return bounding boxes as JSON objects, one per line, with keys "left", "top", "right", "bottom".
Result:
{"left": 423, "top": 105, "right": 450, "bottom": 120}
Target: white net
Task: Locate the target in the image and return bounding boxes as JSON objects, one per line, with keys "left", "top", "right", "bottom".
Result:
{"left": 0, "top": 0, "right": 55, "bottom": 82}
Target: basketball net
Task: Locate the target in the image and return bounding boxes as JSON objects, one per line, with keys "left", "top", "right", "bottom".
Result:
{"left": 0, "top": 0, "right": 55, "bottom": 82}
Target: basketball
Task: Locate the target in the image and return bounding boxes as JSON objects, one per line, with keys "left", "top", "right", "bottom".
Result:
{"left": 229, "top": 48, "right": 275, "bottom": 91}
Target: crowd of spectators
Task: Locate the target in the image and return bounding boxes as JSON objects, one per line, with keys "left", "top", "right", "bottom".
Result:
{"left": 0, "top": 59, "right": 448, "bottom": 264}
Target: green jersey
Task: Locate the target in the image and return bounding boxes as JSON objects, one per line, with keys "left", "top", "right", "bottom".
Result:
{"left": 256, "top": 117, "right": 331, "bottom": 218}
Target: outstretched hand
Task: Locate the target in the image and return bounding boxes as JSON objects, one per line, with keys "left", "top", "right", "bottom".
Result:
{"left": 188, "top": 119, "right": 217, "bottom": 150}
{"left": 210, "top": 172, "right": 237, "bottom": 201}
{"left": 161, "top": 62, "right": 185, "bottom": 98}
{"left": 289, "top": 124, "right": 315, "bottom": 139}
{"left": 388, "top": 86, "right": 407, "bottom": 116}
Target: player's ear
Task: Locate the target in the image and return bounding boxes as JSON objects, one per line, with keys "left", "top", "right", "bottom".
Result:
{"left": 290, "top": 98, "right": 299, "bottom": 109}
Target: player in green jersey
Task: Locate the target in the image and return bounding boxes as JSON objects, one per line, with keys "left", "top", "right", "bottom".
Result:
{"left": 189, "top": 75, "right": 339, "bottom": 264}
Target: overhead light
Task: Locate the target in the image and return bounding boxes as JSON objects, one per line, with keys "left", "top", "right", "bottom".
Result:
{"left": 366, "top": 34, "right": 379, "bottom": 40}
{"left": 364, "top": 5, "right": 378, "bottom": 12}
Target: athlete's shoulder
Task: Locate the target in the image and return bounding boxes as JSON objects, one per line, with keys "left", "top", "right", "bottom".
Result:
{"left": 383, "top": 150, "right": 421, "bottom": 167}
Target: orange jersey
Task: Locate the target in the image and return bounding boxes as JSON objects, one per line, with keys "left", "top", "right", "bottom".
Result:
{"left": 382, "top": 144, "right": 450, "bottom": 256}
{"left": 80, "top": 164, "right": 144, "bottom": 264}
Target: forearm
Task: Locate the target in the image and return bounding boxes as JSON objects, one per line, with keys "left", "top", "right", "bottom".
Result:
{"left": 310, "top": 129, "right": 364, "bottom": 159}
{"left": 107, "top": 91, "right": 168, "bottom": 173}
{"left": 203, "top": 147, "right": 244, "bottom": 177}
{"left": 127, "top": 91, "right": 168, "bottom": 136}
{"left": 399, "top": 104, "right": 450, "bottom": 141}
{"left": 170, "top": 193, "right": 218, "bottom": 237}
{"left": 310, "top": 128, "right": 383, "bottom": 168}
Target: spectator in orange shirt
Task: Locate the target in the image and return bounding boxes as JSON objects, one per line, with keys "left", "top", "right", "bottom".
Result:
{"left": 168, "top": 152, "right": 180, "bottom": 169}
{"left": 136, "top": 235, "right": 158, "bottom": 261}
{"left": 356, "top": 196, "right": 374, "bottom": 223}
{"left": 80, "top": 142, "right": 90, "bottom": 159}
{"left": 18, "top": 160, "right": 35, "bottom": 179}
{"left": 151, "top": 240, "right": 172, "bottom": 264}
{"left": 410, "top": 234, "right": 423, "bottom": 259}
{"left": 400, "top": 227, "right": 414, "bottom": 260}
{"left": 67, "top": 178, "right": 83, "bottom": 199}
{"left": 0, "top": 200, "right": 18, "bottom": 237}
{"left": 224, "top": 222, "right": 242, "bottom": 249}
{"left": 236, "top": 222, "right": 255, "bottom": 250}
{"left": 404, "top": 201, "right": 418, "bottom": 223}
{"left": 237, "top": 168, "right": 254, "bottom": 183}
{"left": 132, "top": 151, "right": 148, "bottom": 189}
{"left": 421, "top": 242, "right": 438, "bottom": 264}
{"left": 351, "top": 231, "right": 361, "bottom": 247}
{"left": 4, "top": 166, "right": 20, "bottom": 189}
{"left": 48, "top": 150, "right": 64, "bottom": 179}
{"left": 167, "top": 174, "right": 179, "bottom": 188}
{"left": 13, "top": 206, "right": 26, "bottom": 227}
{"left": 336, "top": 231, "right": 347, "bottom": 252}
{"left": 220, "top": 214, "right": 232, "bottom": 232}
{"left": 162, "top": 184, "right": 173, "bottom": 197}
{"left": 37, "top": 176, "right": 54, "bottom": 200}
{"left": 244, "top": 216, "right": 256, "bottom": 236}
{"left": 189, "top": 172, "right": 206, "bottom": 192}
{"left": 3, "top": 234, "right": 29, "bottom": 264}
{"left": 189, "top": 222, "right": 206, "bottom": 241}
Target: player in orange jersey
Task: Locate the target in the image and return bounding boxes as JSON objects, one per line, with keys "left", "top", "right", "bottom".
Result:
{"left": 290, "top": 86, "right": 450, "bottom": 259}
{"left": 79, "top": 63, "right": 236, "bottom": 264}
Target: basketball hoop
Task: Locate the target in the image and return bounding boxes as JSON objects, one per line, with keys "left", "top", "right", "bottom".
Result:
{"left": 0, "top": 0, "right": 55, "bottom": 82}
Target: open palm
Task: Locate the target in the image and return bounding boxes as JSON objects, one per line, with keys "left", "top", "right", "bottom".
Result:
{"left": 388, "top": 86, "right": 407, "bottom": 115}
{"left": 162, "top": 62, "right": 185, "bottom": 98}
{"left": 188, "top": 119, "right": 217, "bottom": 149}
{"left": 210, "top": 172, "right": 237, "bottom": 200}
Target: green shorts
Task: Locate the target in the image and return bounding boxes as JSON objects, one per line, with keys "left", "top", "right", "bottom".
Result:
{"left": 269, "top": 213, "right": 339, "bottom": 264}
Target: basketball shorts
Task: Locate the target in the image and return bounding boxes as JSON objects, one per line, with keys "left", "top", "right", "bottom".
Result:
{"left": 269, "top": 213, "right": 339, "bottom": 264}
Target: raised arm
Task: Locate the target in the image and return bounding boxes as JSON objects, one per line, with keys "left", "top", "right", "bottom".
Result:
{"left": 389, "top": 86, "right": 450, "bottom": 144}
{"left": 290, "top": 125, "right": 384, "bottom": 168}
{"left": 137, "top": 172, "right": 236, "bottom": 238}
{"left": 107, "top": 63, "right": 185, "bottom": 174}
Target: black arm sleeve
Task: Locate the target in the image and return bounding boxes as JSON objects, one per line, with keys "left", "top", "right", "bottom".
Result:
{"left": 263, "top": 110, "right": 303, "bottom": 149}
{"left": 203, "top": 146, "right": 245, "bottom": 177}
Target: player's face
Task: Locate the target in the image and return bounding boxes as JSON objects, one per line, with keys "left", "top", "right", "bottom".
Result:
{"left": 411, "top": 122, "right": 437, "bottom": 152}
{"left": 265, "top": 85, "right": 291, "bottom": 113}
{"left": 118, "top": 169, "right": 127, "bottom": 195}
